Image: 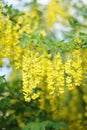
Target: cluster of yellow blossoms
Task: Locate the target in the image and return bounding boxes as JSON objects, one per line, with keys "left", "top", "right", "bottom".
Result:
{"left": 0, "top": 2, "right": 40, "bottom": 68}
{"left": 46, "top": 0, "right": 70, "bottom": 27}
{"left": 22, "top": 48, "right": 83, "bottom": 102}
{"left": 22, "top": 50, "right": 65, "bottom": 102}
{"left": 21, "top": 47, "right": 87, "bottom": 130}
{"left": 0, "top": 1, "right": 87, "bottom": 101}
{"left": 65, "top": 49, "right": 83, "bottom": 90}
{"left": 0, "top": 2, "right": 87, "bottom": 127}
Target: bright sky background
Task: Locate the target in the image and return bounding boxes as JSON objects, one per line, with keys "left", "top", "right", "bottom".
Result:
{"left": 4, "top": 0, "right": 50, "bottom": 5}
{"left": 0, "top": 59, "right": 12, "bottom": 80}
{"left": 3, "top": 0, "right": 50, "bottom": 10}
{"left": 3, "top": 0, "right": 87, "bottom": 6}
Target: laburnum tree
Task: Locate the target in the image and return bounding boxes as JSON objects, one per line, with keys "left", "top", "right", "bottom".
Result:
{"left": 0, "top": 0, "right": 87, "bottom": 130}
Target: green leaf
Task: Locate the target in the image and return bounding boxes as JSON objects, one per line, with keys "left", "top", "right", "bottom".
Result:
{"left": 0, "top": 75, "right": 6, "bottom": 84}
{"left": 0, "top": 98, "right": 11, "bottom": 109}
{"left": 16, "top": 33, "right": 30, "bottom": 47}
{"left": 22, "top": 120, "right": 68, "bottom": 130}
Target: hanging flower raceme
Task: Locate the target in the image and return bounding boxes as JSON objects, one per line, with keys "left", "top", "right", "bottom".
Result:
{"left": 22, "top": 47, "right": 84, "bottom": 104}
{"left": 71, "top": 49, "right": 83, "bottom": 86}
{"left": 22, "top": 49, "right": 46, "bottom": 102}
{"left": 0, "top": 2, "right": 41, "bottom": 67}
{"left": 0, "top": 2, "right": 4, "bottom": 66}
{"left": 64, "top": 49, "right": 83, "bottom": 90}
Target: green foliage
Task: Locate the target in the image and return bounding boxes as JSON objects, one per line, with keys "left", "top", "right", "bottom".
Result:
{"left": 23, "top": 120, "right": 68, "bottom": 130}
{"left": 16, "top": 30, "right": 58, "bottom": 52}
{"left": 16, "top": 30, "right": 87, "bottom": 55}
{"left": 0, "top": 79, "right": 22, "bottom": 130}
{"left": 0, "top": 75, "right": 6, "bottom": 85}
{"left": 3, "top": 4, "right": 24, "bottom": 23}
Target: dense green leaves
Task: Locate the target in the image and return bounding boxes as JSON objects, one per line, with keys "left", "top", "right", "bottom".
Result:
{"left": 23, "top": 120, "right": 68, "bottom": 130}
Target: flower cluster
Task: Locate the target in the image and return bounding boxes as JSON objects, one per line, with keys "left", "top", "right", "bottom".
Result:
{"left": 22, "top": 48, "right": 84, "bottom": 104}
{"left": 65, "top": 49, "right": 83, "bottom": 90}
{"left": 0, "top": 3, "right": 87, "bottom": 125}
{"left": 46, "top": 0, "right": 70, "bottom": 27}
